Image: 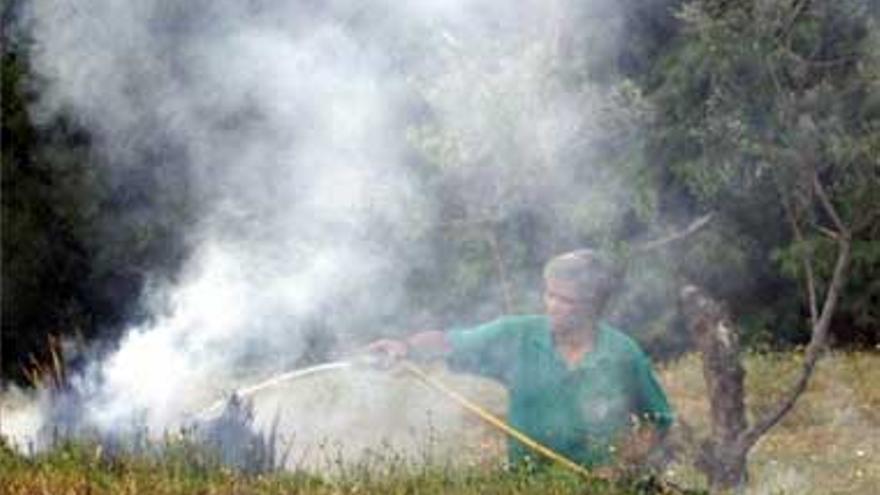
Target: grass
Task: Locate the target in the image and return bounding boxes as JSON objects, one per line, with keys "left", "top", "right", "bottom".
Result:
{"left": 0, "top": 438, "right": 636, "bottom": 495}
{"left": 1, "top": 350, "right": 878, "bottom": 494}
{"left": 658, "top": 350, "right": 880, "bottom": 494}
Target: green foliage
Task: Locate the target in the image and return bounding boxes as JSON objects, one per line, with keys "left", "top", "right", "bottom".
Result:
{"left": 1, "top": 35, "right": 193, "bottom": 382}
{"left": 642, "top": 0, "right": 880, "bottom": 347}
{"left": 2, "top": 42, "right": 93, "bottom": 376}
{"left": 398, "top": 24, "right": 667, "bottom": 326}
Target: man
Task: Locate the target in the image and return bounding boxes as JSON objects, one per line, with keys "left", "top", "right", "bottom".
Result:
{"left": 368, "top": 249, "right": 673, "bottom": 473}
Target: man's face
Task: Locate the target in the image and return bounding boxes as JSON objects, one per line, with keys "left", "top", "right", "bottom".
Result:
{"left": 543, "top": 277, "right": 593, "bottom": 334}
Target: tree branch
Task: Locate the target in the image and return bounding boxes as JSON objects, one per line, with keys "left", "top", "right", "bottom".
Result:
{"left": 776, "top": 0, "right": 811, "bottom": 44}
{"left": 782, "top": 198, "right": 818, "bottom": 327}
{"left": 634, "top": 213, "right": 715, "bottom": 253}
{"left": 740, "top": 177, "right": 851, "bottom": 450}
{"left": 813, "top": 174, "right": 849, "bottom": 237}
{"left": 740, "top": 236, "right": 849, "bottom": 450}
{"left": 814, "top": 224, "right": 840, "bottom": 240}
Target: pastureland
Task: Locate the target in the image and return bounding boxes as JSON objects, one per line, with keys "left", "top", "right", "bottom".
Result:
{"left": 1, "top": 351, "right": 877, "bottom": 494}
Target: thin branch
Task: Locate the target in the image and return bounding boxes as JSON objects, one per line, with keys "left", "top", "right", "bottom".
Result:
{"left": 803, "top": 255, "right": 819, "bottom": 330}
{"left": 813, "top": 174, "right": 849, "bottom": 237}
{"left": 852, "top": 206, "right": 880, "bottom": 234}
{"left": 739, "top": 178, "right": 851, "bottom": 450}
{"left": 776, "top": 0, "right": 811, "bottom": 44}
{"left": 803, "top": 178, "right": 851, "bottom": 360}
{"left": 634, "top": 213, "right": 714, "bottom": 253}
{"left": 806, "top": 240, "right": 850, "bottom": 361}
{"left": 766, "top": 50, "right": 786, "bottom": 101}
{"left": 778, "top": 42, "right": 859, "bottom": 68}
{"left": 782, "top": 198, "right": 818, "bottom": 327}
{"left": 814, "top": 224, "right": 840, "bottom": 240}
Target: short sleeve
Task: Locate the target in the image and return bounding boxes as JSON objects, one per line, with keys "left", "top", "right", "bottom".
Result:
{"left": 446, "top": 317, "right": 523, "bottom": 382}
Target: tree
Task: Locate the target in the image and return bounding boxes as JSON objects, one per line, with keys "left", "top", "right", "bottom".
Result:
{"left": 1, "top": 27, "right": 193, "bottom": 383}
{"left": 646, "top": 0, "right": 879, "bottom": 489}
{"left": 401, "top": 1, "right": 666, "bottom": 326}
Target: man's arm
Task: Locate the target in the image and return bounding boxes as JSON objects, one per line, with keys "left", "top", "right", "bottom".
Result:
{"left": 367, "top": 317, "right": 523, "bottom": 379}
{"left": 365, "top": 330, "right": 451, "bottom": 363}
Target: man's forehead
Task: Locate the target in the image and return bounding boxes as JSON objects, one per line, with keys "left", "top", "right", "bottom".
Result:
{"left": 544, "top": 278, "right": 583, "bottom": 296}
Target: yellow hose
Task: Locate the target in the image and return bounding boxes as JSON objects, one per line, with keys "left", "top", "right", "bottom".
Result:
{"left": 399, "top": 361, "right": 602, "bottom": 480}
{"left": 195, "top": 357, "right": 685, "bottom": 492}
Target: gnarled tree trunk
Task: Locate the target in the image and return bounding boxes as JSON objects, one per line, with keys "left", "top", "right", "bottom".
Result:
{"left": 680, "top": 284, "right": 748, "bottom": 492}
{"left": 674, "top": 175, "right": 852, "bottom": 493}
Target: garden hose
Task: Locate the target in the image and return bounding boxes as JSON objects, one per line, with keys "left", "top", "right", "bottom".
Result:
{"left": 398, "top": 360, "right": 599, "bottom": 479}
{"left": 195, "top": 358, "right": 692, "bottom": 492}
{"left": 195, "top": 357, "right": 593, "bottom": 478}
{"left": 194, "top": 360, "right": 354, "bottom": 420}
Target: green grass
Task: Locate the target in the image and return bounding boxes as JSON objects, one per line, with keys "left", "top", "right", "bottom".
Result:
{"left": 1, "top": 351, "right": 877, "bottom": 494}
{"left": 0, "top": 438, "right": 642, "bottom": 495}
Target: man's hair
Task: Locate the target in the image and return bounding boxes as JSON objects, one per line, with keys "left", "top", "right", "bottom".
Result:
{"left": 543, "top": 249, "right": 622, "bottom": 309}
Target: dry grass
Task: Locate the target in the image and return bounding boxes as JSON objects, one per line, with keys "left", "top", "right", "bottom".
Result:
{"left": 1, "top": 351, "right": 877, "bottom": 494}
{"left": 659, "top": 350, "right": 880, "bottom": 494}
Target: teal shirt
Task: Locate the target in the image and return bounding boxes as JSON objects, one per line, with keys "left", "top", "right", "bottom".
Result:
{"left": 446, "top": 315, "right": 673, "bottom": 467}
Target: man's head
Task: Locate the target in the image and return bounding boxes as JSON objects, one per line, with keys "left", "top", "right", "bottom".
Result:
{"left": 542, "top": 249, "right": 622, "bottom": 333}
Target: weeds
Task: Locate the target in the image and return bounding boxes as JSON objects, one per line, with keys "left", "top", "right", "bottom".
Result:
{"left": 2, "top": 351, "right": 877, "bottom": 493}
{"left": 0, "top": 437, "right": 642, "bottom": 494}
{"left": 658, "top": 351, "right": 880, "bottom": 494}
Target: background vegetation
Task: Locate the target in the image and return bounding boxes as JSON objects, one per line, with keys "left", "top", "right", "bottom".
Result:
{"left": 4, "top": 0, "right": 877, "bottom": 383}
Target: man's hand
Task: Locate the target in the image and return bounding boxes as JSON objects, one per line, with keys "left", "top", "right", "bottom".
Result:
{"left": 363, "top": 331, "right": 450, "bottom": 367}
{"left": 587, "top": 427, "right": 660, "bottom": 482}
{"left": 615, "top": 424, "right": 661, "bottom": 468}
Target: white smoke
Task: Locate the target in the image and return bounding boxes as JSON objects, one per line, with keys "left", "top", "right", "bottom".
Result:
{"left": 7, "top": 0, "right": 632, "bottom": 461}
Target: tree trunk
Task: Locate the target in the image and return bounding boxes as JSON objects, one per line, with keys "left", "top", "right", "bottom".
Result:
{"left": 680, "top": 284, "right": 748, "bottom": 492}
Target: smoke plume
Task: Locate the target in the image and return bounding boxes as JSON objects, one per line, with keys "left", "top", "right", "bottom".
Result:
{"left": 4, "top": 0, "right": 638, "bottom": 467}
